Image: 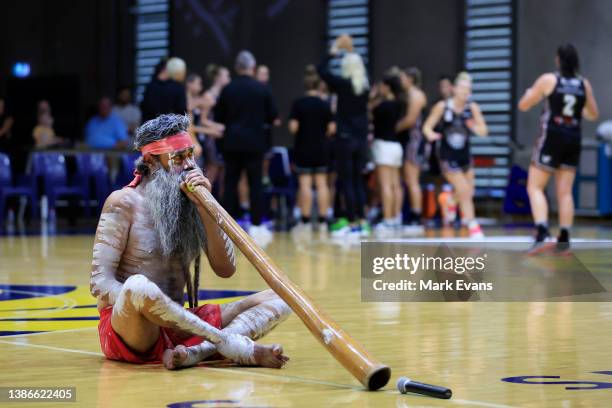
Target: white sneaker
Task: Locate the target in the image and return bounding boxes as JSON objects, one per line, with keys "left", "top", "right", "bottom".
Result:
{"left": 292, "top": 222, "right": 311, "bottom": 233}
{"left": 375, "top": 222, "right": 394, "bottom": 238}
{"left": 248, "top": 224, "right": 273, "bottom": 247}
{"left": 317, "top": 222, "right": 328, "bottom": 234}
{"left": 393, "top": 215, "right": 403, "bottom": 228}
{"left": 468, "top": 224, "right": 484, "bottom": 239}
{"left": 330, "top": 226, "right": 350, "bottom": 238}
{"left": 401, "top": 224, "right": 425, "bottom": 236}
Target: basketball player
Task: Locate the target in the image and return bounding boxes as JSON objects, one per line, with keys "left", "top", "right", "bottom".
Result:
{"left": 371, "top": 73, "right": 405, "bottom": 234}
{"left": 518, "top": 44, "right": 599, "bottom": 253}
{"left": 397, "top": 67, "right": 428, "bottom": 230}
{"left": 422, "top": 72, "right": 488, "bottom": 238}
{"left": 91, "top": 114, "right": 290, "bottom": 370}
{"left": 318, "top": 35, "right": 370, "bottom": 237}
{"left": 288, "top": 65, "right": 335, "bottom": 232}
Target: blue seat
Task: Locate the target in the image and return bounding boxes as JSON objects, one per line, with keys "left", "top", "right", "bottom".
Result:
{"left": 503, "top": 165, "right": 532, "bottom": 215}
{"left": 264, "top": 147, "right": 296, "bottom": 228}
{"left": 30, "top": 152, "right": 90, "bottom": 216}
{"left": 74, "top": 153, "right": 111, "bottom": 213}
{"left": 0, "top": 153, "right": 38, "bottom": 225}
{"left": 113, "top": 152, "right": 140, "bottom": 190}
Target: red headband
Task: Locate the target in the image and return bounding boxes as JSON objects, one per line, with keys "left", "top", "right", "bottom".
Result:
{"left": 140, "top": 132, "right": 194, "bottom": 155}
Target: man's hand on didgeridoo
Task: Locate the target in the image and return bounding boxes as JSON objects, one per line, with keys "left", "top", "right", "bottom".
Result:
{"left": 180, "top": 169, "right": 212, "bottom": 204}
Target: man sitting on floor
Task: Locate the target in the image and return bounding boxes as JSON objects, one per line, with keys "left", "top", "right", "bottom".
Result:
{"left": 91, "top": 113, "right": 290, "bottom": 369}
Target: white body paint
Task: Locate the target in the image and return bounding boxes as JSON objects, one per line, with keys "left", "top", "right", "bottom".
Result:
{"left": 203, "top": 195, "right": 236, "bottom": 267}
{"left": 216, "top": 333, "right": 256, "bottom": 365}
{"left": 225, "top": 298, "right": 290, "bottom": 340}
{"left": 91, "top": 208, "right": 131, "bottom": 304}
{"left": 115, "top": 274, "right": 222, "bottom": 342}
{"left": 168, "top": 297, "right": 291, "bottom": 368}
{"left": 115, "top": 274, "right": 259, "bottom": 364}
{"left": 219, "top": 230, "right": 236, "bottom": 267}
{"left": 91, "top": 187, "right": 263, "bottom": 367}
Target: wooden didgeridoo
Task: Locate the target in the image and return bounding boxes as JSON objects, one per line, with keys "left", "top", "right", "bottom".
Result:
{"left": 191, "top": 186, "right": 391, "bottom": 390}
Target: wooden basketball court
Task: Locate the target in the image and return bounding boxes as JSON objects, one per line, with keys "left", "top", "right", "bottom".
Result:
{"left": 1, "top": 228, "right": 612, "bottom": 407}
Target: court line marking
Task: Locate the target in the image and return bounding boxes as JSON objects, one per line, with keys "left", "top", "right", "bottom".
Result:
{"left": 295, "top": 235, "right": 612, "bottom": 262}
{"left": 209, "top": 368, "right": 519, "bottom": 408}
{"left": 368, "top": 236, "right": 612, "bottom": 245}
{"left": 204, "top": 366, "right": 363, "bottom": 390}
{"left": 0, "top": 338, "right": 520, "bottom": 408}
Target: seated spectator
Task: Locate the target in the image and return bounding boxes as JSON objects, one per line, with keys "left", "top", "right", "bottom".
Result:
{"left": 113, "top": 86, "right": 141, "bottom": 135}
{"left": 32, "top": 111, "right": 63, "bottom": 149}
{"left": 85, "top": 97, "right": 128, "bottom": 149}
{"left": 37, "top": 99, "right": 51, "bottom": 116}
{"left": 0, "top": 97, "right": 14, "bottom": 153}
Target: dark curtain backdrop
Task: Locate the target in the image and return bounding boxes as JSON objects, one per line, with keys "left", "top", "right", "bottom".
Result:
{"left": 0, "top": 0, "right": 133, "bottom": 142}
{"left": 171, "top": 0, "right": 328, "bottom": 146}
{"left": 1, "top": 0, "right": 464, "bottom": 145}
{"left": 370, "top": 0, "right": 463, "bottom": 102}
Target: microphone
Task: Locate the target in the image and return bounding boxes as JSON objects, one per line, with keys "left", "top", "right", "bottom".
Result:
{"left": 396, "top": 376, "right": 452, "bottom": 399}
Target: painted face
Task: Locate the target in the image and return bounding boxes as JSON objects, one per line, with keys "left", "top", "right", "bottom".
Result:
{"left": 161, "top": 146, "right": 196, "bottom": 174}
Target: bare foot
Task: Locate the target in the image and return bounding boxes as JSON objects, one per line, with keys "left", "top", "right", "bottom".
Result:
{"left": 163, "top": 345, "right": 189, "bottom": 370}
{"left": 252, "top": 343, "right": 289, "bottom": 368}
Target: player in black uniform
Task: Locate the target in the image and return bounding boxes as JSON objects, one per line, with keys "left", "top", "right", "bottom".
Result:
{"left": 519, "top": 44, "right": 599, "bottom": 253}
{"left": 371, "top": 73, "right": 405, "bottom": 235}
{"left": 397, "top": 67, "right": 428, "bottom": 230}
{"left": 289, "top": 66, "right": 336, "bottom": 232}
{"left": 423, "top": 72, "right": 488, "bottom": 238}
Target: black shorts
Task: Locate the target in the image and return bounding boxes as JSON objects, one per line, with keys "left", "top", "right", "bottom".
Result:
{"left": 427, "top": 140, "right": 441, "bottom": 176}
{"left": 294, "top": 147, "right": 330, "bottom": 173}
{"left": 532, "top": 127, "right": 581, "bottom": 171}
{"left": 437, "top": 144, "right": 471, "bottom": 173}
{"left": 439, "top": 157, "right": 472, "bottom": 173}
{"left": 295, "top": 165, "right": 328, "bottom": 175}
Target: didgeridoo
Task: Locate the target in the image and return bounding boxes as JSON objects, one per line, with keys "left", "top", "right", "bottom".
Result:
{"left": 191, "top": 186, "right": 390, "bottom": 390}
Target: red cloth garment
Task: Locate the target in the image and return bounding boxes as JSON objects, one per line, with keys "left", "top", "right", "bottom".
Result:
{"left": 98, "top": 304, "right": 222, "bottom": 364}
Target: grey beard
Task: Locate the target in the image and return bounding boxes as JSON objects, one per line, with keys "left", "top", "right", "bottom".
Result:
{"left": 143, "top": 169, "right": 206, "bottom": 262}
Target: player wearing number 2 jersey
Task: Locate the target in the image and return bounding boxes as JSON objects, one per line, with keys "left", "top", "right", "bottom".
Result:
{"left": 518, "top": 44, "right": 599, "bottom": 254}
